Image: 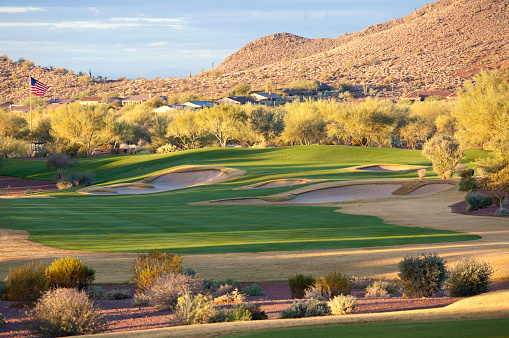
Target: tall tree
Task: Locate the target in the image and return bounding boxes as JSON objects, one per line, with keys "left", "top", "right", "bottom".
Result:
{"left": 422, "top": 134, "right": 464, "bottom": 178}
{"left": 197, "top": 105, "right": 247, "bottom": 147}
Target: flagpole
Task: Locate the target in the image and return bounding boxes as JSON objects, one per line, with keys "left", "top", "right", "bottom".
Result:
{"left": 29, "top": 75, "right": 33, "bottom": 157}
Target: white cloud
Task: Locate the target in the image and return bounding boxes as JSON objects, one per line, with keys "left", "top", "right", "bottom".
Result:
{"left": 178, "top": 49, "right": 230, "bottom": 59}
{"left": 0, "top": 6, "right": 45, "bottom": 13}
{"left": 88, "top": 7, "right": 100, "bottom": 13}
{"left": 148, "top": 41, "right": 169, "bottom": 47}
{"left": 0, "top": 17, "right": 185, "bottom": 29}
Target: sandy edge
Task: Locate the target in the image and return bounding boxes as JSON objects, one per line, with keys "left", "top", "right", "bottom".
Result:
{"left": 348, "top": 164, "right": 428, "bottom": 172}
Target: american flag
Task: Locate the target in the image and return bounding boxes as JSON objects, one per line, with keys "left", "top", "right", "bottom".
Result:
{"left": 30, "top": 77, "right": 48, "bottom": 96}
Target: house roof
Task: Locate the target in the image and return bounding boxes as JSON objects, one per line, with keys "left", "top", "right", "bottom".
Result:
{"left": 219, "top": 96, "right": 256, "bottom": 104}
{"left": 123, "top": 95, "right": 151, "bottom": 102}
{"left": 184, "top": 101, "right": 215, "bottom": 108}
{"left": 49, "top": 98, "right": 77, "bottom": 105}
{"left": 318, "top": 83, "right": 332, "bottom": 91}
{"left": 251, "top": 92, "right": 283, "bottom": 100}
{"left": 9, "top": 105, "right": 30, "bottom": 113}
{"left": 0, "top": 101, "right": 13, "bottom": 107}
{"left": 281, "top": 88, "right": 304, "bottom": 95}
{"left": 80, "top": 96, "right": 103, "bottom": 102}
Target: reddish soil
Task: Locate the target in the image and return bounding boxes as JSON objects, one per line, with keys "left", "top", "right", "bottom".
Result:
{"left": 451, "top": 200, "right": 508, "bottom": 217}
{"left": 0, "top": 176, "right": 57, "bottom": 197}
{"left": 1, "top": 280, "right": 508, "bottom": 337}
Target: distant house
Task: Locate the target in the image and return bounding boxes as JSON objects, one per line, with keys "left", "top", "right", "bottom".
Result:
{"left": 47, "top": 98, "right": 77, "bottom": 110}
{"left": 184, "top": 101, "right": 215, "bottom": 109}
{"left": 317, "top": 83, "right": 332, "bottom": 92}
{"left": 153, "top": 104, "right": 187, "bottom": 113}
{"left": 217, "top": 96, "right": 257, "bottom": 105}
{"left": 0, "top": 101, "right": 13, "bottom": 108}
{"left": 122, "top": 95, "right": 152, "bottom": 106}
{"left": 401, "top": 90, "right": 456, "bottom": 101}
{"left": 80, "top": 97, "right": 104, "bottom": 105}
{"left": 281, "top": 88, "right": 304, "bottom": 100}
{"left": 250, "top": 92, "right": 283, "bottom": 103}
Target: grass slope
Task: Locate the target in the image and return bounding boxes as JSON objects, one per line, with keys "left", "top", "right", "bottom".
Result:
{"left": 0, "top": 146, "right": 484, "bottom": 253}
{"left": 229, "top": 318, "right": 509, "bottom": 338}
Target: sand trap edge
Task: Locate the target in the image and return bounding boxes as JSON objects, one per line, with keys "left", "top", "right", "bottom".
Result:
{"left": 234, "top": 178, "right": 322, "bottom": 190}
{"left": 349, "top": 164, "right": 428, "bottom": 172}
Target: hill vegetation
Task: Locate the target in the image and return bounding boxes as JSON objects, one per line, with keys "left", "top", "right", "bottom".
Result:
{"left": 1, "top": 0, "right": 508, "bottom": 102}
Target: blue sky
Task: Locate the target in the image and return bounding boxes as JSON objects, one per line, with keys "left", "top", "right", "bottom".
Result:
{"left": 0, "top": 1, "right": 431, "bottom": 79}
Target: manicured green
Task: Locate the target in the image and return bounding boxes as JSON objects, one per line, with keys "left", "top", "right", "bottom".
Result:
{"left": 227, "top": 318, "right": 509, "bottom": 338}
{"left": 0, "top": 146, "right": 484, "bottom": 253}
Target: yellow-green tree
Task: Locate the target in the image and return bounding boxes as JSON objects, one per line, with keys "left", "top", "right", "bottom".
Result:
{"left": 422, "top": 134, "right": 464, "bottom": 178}
{"left": 197, "top": 105, "right": 247, "bottom": 147}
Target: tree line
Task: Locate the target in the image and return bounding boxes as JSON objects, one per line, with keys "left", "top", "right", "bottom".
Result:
{"left": 0, "top": 70, "right": 508, "bottom": 160}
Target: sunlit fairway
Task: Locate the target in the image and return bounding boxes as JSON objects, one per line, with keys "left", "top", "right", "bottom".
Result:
{"left": 0, "top": 146, "right": 485, "bottom": 254}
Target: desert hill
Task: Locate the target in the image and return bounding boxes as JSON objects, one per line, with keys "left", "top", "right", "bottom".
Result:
{"left": 1, "top": 0, "right": 508, "bottom": 103}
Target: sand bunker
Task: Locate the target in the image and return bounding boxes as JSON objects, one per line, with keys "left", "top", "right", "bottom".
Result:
{"left": 82, "top": 167, "right": 243, "bottom": 195}
{"left": 216, "top": 183, "right": 456, "bottom": 204}
{"left": 353, "top": 164, "right": 427, "bottom": 172}
{"left": 254, "top": 179, "right": 310, "bottom": 189}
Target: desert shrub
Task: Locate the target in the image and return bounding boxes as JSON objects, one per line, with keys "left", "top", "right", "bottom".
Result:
{"left": 3, "top": 261, "right": 49, "bottom": 305}
{"left": 215, "top": 284, "right": 235, "bottom": 296}
{"left": 455, "top": 164, "right": 469, "bottom": 176}
{"left": 459, "top": 176, "right": 477, "bottom": 192}
{"left": 350, "top": 276, "right": 372, "bottom": 289}
{"left": 417, "top": 168, "right": 426, "bottom": 180}
{"left": 279, "top": 301, "right": 307, "bottom": 319}
{"left": 444, "top": 170, "right": 454, "bottom": 179}
{"left": 0, "top": 281, "right": 6, "bottom": 299}
{"left": 398, "top": 253, "right": 447, "bottom": 297}
{"left": 447, "top": 258, "right": 494, "bottom": 297}
{"left": 88, "top": 285, "right": 107, "bottom": 299}
{"left": 239, "top": 303, "right": 268, "bottom": 320}
{"left": 56, "top": 180, "right": 73, "bottom": 190}
{"left": 214, "top": 288, "right": 245, "bottom": 304}
{"left": 460, "top": 168, "right": 475, "bottom": 178}
{"left": 211, "top": 306, "right": 252, "bottom": 323}
{"left": 132, "top": 293, "right": 151, "bottom": 307}
{"left": 304, "top": 299, "right": 331, "bottom": 317}
{"left": 132, "top": 250, "right": 183, "bottom": 294}
{"left": 104, "top": 289, "right": 133, "bottom": 300}
{"left": 156, "top": 143, "right": 179, "bottom": 153}
{"left": 63, "top": 172, "right": 95, "bottom": 187}
{"left": 329, "top": 294, "right": 357, "bottom": 315}
{"left": 147, "top": 273, "right": 203, "bottom": 310}
{"left": 27, "top": 288, "right": 107, "bottom": 337}
{"left": 24, "top": 188, "right": 33, "bottom": 194}
{"left": 45, "top": 257, "right": 95, "bottom": 290}
{"left": 494, "top": 207, "right": 509, "bottom": 216}
{"left": 279, "top": 299, "right": 330, "bottom": 319}
{"left": 365, "top": 281, "right": 397, "bottom": 299}
{"left": 304, "top": 285, "right": 326, "bottom": 300}
{"left": 288, "top": 274, "right": 315, "bottom": 299}
{"left": 173, "top": 292, "right": 214, "bottom": 325}
{"left": 183, "top": 267, "right": 196, "bottom": 276}
{"left": 0, "top": 313, "right": 5, "bottom": 328}
{"left": 313, "top": 271, "right": 353, "bottom": 298}
{"left": 465, "top": 193, "right": 493, "bottom": 212}
{"left": 240, "top": 284, "right": 264, "bottom": 296}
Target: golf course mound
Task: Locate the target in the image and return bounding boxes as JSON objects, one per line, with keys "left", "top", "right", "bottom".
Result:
{"left": 79, "top": 166, "right": 245, "bottom": 195}
{"left": 352, "top": 164, "right": 427, "bottom": 172}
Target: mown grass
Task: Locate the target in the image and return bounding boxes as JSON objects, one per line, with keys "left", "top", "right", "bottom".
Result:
{"left": 0, "top": 146, "right": 486, "bottom": 253}
{"left": 227, "top": 318, "right": 509, "bottom": 338}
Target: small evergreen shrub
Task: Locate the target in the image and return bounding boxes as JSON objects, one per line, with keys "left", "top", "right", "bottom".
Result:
{"left": 329, "top": 294, "right": 357, "bottom": 315}
{"left": 465, "top": 193, "right": 493, "bottom": 212}
{"left": 460, "top": 168, "right": 475, "bottom": 178}
{"left": 494, "top": 208, "right": 509, "bottom": 217}
{"left": 455, "top": 164, "right": 469, "bottom": 177}
{"left": 304, "top": 299, "right": 331, "bottom": 317}
{"left": 279, "top": 301, "right": 307, "bottom": 319}
{"left": 446, "top": 258, "right": 494, "bottom": 297}
{"left": 211, "top": 306, "right": 252, "bottom": 322}
{"left": 350, "top": 276, "right": 372, "bottom": 289}
{"left": 458, "top": 176, "right": 477, "bottom": 192}
{"left": 239, "top": 303, "right": 268, "bottom": 320}
{"left": 132, "top": 293, "right": 151, "bottom": 307}
{"left": 314, "top": 271, "right": 353, "bottom": 298}
{"left": 27, "top": 288, "right": 107, "bottom": 337}
{"left": 56, "top": 180, "right": 73, "bottom": 190}
{"left": 102, "top": 289, "right": 133, "bottom": 300}
{"left": 288, "top": 274, "right": 315, "bottom": 299}
{"left": 131, "top": 250, "right": 183, "bottom": 294}
{"left": 173, "top": 292, "right": 214, "bottom": 325}
{"left": 215, "top": 284, "right": 235, "bottom": 296}
{"left": 240, "top": 284, "right": 264, "bottom": 296}
{"left": 365, "top": 281, "right": 397, "bottom": 299}
{"left": 3, "top": 261, "right": 49, "bottom": 305}
{"left": 45, "top": 257, "right": 95, "bottom": 290}
{"left": 88, "top": 285, "right": 107, "bottom": 300}
{"left": 0, "top": 313, "right": 5, "bottom": 328}
{"left": 398, "top": 253, "right": 447, "bottom": 297}
{"left": 147, "top": 273, "right": 203, "bottom": 310}
{"left": 183, "top": 267, "right": 196, "bottom": 276}
{"left": 61, "top": 172, "right": 95, "bottom": 187}
{"left": 0, "top": 281, "right": 6, "bottom": 300}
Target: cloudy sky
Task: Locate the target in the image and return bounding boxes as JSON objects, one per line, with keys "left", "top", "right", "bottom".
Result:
{"left": 0, "top": 1, "right": 430, "bottom": 79}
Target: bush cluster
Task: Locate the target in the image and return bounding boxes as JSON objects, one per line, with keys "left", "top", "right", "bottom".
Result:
{"left": 364, "top": 281, "right": 397, "bottom": 299}
{"left": 147, "top": 273, "right": 203, "bottom": 310}
{"left": 280, "top": 299, "right": 330, "bottom": 319}
{"left": 3, "top": 261, "right": 49, "bottom": 305}
{"left": 328, "top": 294, "right": 357, "bottom": 315}
{"left": 446, "top": 258, "right": 494, "bottom": 297}
{"left": 27, "top": 288, "right": 107, "bottom": 337}
{"left": 313, "top": 271, "right": 353, "bottom": 299}
{"left": 173, "top": 292, "right": 214, "bottom": 325}
{"left": 58, "top": 172, "right": 95, "bottom": 188}
{"left": 465, "top": 193, "right": 493, "bottom": 212}
{"left": 131, "top": 250, "right": 183, "bottom": 294}
{"left": 288, "top": 274, "right": 315, "bottom": 299}
{"left": 398, "top": 253, "right": 447, "bottom": 297}
{"left": 240, "top": 284, "right": 264, "bottom": 296}
{"left": 45, "top": 257, "right": 95, "bottom": 290}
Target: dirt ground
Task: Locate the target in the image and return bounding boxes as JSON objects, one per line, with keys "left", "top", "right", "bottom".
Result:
{"left": 3, "top": 280, "right": 508, "bottom": 337}
{"left": 0, "top": 176, "right": 57, "bottom": 197}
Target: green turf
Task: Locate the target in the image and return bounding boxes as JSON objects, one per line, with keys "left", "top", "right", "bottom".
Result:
{"left": 0, "top": 146, "right": 485, "bottom": 253}
{"left": 226, "top": 318, "right": 509, "bottom": 338}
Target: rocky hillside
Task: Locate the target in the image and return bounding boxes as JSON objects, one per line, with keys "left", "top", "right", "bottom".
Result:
{"left": 1, "top": 0, "right": 508, "bottom": 103}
